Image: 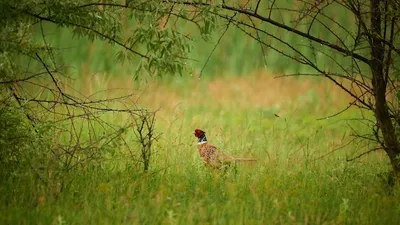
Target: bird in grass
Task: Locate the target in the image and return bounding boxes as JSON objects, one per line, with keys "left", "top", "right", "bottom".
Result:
{"left": 194, "top": 129, "right": 257, "bottom": 168}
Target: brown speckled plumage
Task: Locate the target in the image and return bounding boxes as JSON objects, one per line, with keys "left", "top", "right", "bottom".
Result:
{"left": 194, "top": 129, "right": 256, "bottom": 168}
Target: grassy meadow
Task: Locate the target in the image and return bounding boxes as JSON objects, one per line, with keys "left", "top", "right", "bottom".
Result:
{"left": 2, "top": 71, "right": 400, "bottom": 225}
{"left": 2, "top": 2, "right": 400, "bottom": 224}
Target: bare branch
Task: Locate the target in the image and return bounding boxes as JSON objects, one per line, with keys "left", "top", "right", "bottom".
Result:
{"left": 317, "top": 101, "right": 357, "bottom": 121}
{"left": 255, "top": 0, "right": 262, "bottom": 14}
{"left": 346, "top": 148, "right": 381, "bottom": 161}
{"left": 166, "top": 0, "right": 371, "bottom": 64}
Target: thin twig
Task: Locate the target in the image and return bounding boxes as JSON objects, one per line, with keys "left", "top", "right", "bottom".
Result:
{"left": 317, "top": 101, "right": 356, "bottom": 120}
{"left": 199, "top": 12, "right": 237, "bottom": 78}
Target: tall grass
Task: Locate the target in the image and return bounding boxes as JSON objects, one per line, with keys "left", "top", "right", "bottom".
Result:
{"left": 1, "top": 72, "right": 399, "bottom": 224}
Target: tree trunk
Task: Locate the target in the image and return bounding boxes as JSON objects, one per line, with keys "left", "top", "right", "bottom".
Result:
{"left": 370, "top": 0, "right": 400, "bottom": 179}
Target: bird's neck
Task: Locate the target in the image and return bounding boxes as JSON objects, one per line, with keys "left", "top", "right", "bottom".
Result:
{"left": 197, "top": 134, "right": 208, "bottom": 144}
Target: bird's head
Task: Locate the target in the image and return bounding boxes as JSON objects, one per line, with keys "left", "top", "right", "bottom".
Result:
{"left": 194, "top": 129, "right": 205, "bottom": 138}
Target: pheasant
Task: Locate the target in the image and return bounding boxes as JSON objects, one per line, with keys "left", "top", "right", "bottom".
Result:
{"left": 194, "top": 129, "right": 257, "bottom": 168}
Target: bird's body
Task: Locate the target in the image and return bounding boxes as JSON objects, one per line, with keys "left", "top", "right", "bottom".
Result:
{"left": 194, "top": 129, "right": 256, "bottom": 168}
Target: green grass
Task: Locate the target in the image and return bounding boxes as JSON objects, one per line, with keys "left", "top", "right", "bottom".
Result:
{"left": 3, "top": 164, "right": 398, "bottom": 225}
{"left": 1, "top": 73, "right": 400, "bottom": 225}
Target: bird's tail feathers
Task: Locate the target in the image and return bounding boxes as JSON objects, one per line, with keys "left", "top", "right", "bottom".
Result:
{"left": 233, "top": 157, "right": 257, "bottom": 162}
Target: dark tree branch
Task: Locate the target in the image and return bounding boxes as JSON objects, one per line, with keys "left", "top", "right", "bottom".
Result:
{"left": 346, "top": 148, "right": 381, "bottom": 162}
{"left": 165, "top": 0, "right": 371, "bottom": 64}
{"left": 317, "top": 101, "right": 357, "bottom": 121}
{"left": 268, "top": 0, "right": 276, "bottom": 19}
{"left": 213, "top": 11, "right": 373, "bottom": 110}
{"left": 254, "top": 0, "right": 262, "bottom": 14}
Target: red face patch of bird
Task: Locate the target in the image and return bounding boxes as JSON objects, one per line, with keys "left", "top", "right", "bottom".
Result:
{"left": 194, "top": 129, "right": 207, "bottom": 143}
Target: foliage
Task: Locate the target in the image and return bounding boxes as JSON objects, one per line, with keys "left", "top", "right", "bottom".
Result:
{"left": 0, "top": 104, "right": 33, "bottom": 173}
{"left": 0, "top": 0, "right": 193, "bottom": 182}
